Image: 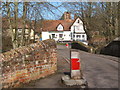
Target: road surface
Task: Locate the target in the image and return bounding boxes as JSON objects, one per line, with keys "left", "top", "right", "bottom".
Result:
{"left": 23, "top": 45, "right": 118, "bottom": 88}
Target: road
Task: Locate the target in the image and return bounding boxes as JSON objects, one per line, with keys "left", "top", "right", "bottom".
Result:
{"left": 23, "top": 45, "right": 118, "bottom": 88}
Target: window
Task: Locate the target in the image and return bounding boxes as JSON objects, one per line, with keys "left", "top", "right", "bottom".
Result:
{"left": 73, "top": 35, "right": 75, "bottom": 37}
{"left": 18, "top": 29, "right": 22, "bottom": 32}
{"left": 78, "top": 20, "right": 79, "bottom": 23}
{"left": 76, "top": 35, "right": 81, "bottom": 38}
{"left": 57, "top": 24, "right": 63, "bottom": 31}
{"left": 82, "top": 35, "right": 85, "bottom": 38}
{"left": 59, "top": 34, "right": 63, "bottom": 38}
{"left": 52, "top": 34, "right": 55, "bottom": 38}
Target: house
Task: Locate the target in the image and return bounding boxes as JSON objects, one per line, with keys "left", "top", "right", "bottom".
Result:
{"left": 2, "top": 18, "right": 35, "bottom": 42}
{"left": 2, "top": 12, "right": 88, "bottom": 45}
{"left": 39, "top": 12, "right": 88, "bottom": 45}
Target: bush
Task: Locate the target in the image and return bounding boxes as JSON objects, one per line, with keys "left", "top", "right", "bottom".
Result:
{"left": 71, "top": 41, "right": 93, "bottom": 52}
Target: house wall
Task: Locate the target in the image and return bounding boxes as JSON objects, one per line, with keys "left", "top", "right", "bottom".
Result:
{"left": 30, "top": 29, "right": 34, "bottom": 39}
{"left": 41, "top": 18, "right": 87, "bottom": 44}
{"left": 74, "top": 34, "right": 87, "bottom": 41}
{"left": 1, "top": 39, "right": 57, "bottom": 88}
{"left": 49, "top": 32, "right": 62, "bottom": 41}
{"left": 71, "top": 18, "right": 85, "bottom": 33}
{"left": 63, "top": 31, "right": 71, "bottom": 41}
{"left": 70, "top": 18, "right": 88, "bottom": 45}
{"left": 74, "top": 34, "right": 88, "bottom": 45}
{"left": 42, "top": 31, "right": 71, "bottom": 41}
{"left": 42, "top": 32, "right": 50, "bottom": 40}
{"left": 13, "top": 29, "right": 34, "bottom": 40}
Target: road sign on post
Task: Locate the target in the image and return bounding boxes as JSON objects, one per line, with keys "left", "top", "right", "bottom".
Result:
{"left": 71, "top": 51, "right": 82, "bottom": 79}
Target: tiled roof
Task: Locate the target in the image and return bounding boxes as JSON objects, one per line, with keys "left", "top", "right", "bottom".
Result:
{"left": 2, "top": 17, "right": 75, "bottom": 32}
{"left": 38, "top": 19, "right": 74, "bottom": 32}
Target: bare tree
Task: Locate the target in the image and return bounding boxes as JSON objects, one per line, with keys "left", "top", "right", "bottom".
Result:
{"left": 62, "top": 2, "right": 118, "bottom": 47}
{"left": 14, "top": 2, "right": 19, "bottom": 48}
{"left": 20, "top": 2, "right": 27, "bottom": 46}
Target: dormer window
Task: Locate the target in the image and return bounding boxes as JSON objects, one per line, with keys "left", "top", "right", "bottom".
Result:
{"left": 57, "top": 24, "right": 63, "bottom": 31}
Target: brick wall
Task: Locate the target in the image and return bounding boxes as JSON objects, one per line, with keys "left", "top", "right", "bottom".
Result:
{"left": 0, "top": 39, "right": 57, "bottom": 88}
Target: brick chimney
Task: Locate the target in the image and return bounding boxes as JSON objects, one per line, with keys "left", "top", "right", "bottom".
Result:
{"left": 64, "top": 12, "right": 71, "bottom": 20}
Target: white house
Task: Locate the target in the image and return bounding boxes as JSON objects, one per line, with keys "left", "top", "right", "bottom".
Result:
{"left": 2, "top": 18, "right": 35, "bottom": 42}
{"left": 40, "top": 12, "right": 88, "bottom": 45}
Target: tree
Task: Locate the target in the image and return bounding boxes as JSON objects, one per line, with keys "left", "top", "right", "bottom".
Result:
{"left": 62, "top": 2, "right": 118, "bottom": 47}
{"left": 20, "top": 2, "right": 27, "bottom": 46}
{"left": 2, "top": 2, "right": 61, "bottom": 51}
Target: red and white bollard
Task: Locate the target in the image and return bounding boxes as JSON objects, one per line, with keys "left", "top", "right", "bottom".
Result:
{"left": 71, "top": 51, "right": 82, "bottom": 79}
{"left": 61, "top": 50, "right": 88, "bottom": 87}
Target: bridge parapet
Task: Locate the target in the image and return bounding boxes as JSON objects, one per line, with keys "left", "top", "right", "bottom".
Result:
{"left": 0, "top": 39, "right": 57, "bottom": 88}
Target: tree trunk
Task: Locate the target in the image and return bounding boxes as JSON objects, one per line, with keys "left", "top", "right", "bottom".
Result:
{"left": 21, "top": 2, "right": 27, "bottom": 46}
{"left": 118, "top": 2, "right": 120, "bottom": 37}
{"left": 27, "top": 21, "right": 32, "bottom": 45}
{"left": 6, "top": 2, "right": 14, "bottom": 49}
{"left": 14, "top": 2, "right": 19, "bottom": 48}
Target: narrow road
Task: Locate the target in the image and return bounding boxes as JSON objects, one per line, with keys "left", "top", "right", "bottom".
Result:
{"left": 79, "top": 50, "right": 118, "bottom": 88}
{"left": 23, "top": 45, "right": 118, "bottom": 88}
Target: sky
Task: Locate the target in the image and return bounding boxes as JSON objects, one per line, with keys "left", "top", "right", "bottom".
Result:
{"left": 41, "top": 2, "right": 75, "bottom": 20}
{"left": 2, "top": 2, "right": 74, "bottom": 20}
{"left": 43, "top": 2, "right": 68, "bottom": 20}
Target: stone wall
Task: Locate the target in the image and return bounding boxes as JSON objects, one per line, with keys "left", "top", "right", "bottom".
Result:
{"left": 0, "top": 39, "right": 57, "bottom": 88}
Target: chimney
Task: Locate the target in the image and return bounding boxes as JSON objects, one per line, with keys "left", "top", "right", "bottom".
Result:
{"left": 64, "top": 12, "right": 71, "bottom": 20}
{"left": 74, "top": 14, "right": 77, "bottom": 20}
